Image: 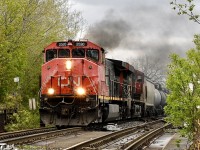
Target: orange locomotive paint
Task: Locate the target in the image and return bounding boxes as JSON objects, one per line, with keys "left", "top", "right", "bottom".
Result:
{"left": 40, "top": 40, "right": 107, "bottom": 127}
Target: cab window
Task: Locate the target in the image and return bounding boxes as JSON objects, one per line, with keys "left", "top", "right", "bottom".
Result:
{"left": 46, "top": 49, "right": 57, "bottom": 62}
{"left": 86, "top": 49, "right": 99, "bottom": 62}
{"left": 58, "top": 49, "right": 70, "bottom": 58}
{"left": 72, "top": 49, "right": 85, "bottom": 58}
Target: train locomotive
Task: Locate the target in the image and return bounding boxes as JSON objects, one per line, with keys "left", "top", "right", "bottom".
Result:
{"left": 39, "top": 40, "right": 166, "bottom": 127}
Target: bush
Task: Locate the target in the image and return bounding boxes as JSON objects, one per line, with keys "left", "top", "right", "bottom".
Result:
{"left": 5, "top": 108, "right": 40, "bottom": 131}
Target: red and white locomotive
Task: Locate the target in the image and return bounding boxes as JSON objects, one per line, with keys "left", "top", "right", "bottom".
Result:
{"left": 39, "top": 40, "right": 166, "bottom": 127}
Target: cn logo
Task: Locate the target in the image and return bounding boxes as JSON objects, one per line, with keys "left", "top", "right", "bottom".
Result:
{"left": 58, "top": 76, "right": 81, "bottom": 87}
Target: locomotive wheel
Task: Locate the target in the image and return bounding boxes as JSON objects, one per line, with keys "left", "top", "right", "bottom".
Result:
{"left": 56, "top": 125, "right": 66, "bottom": 129}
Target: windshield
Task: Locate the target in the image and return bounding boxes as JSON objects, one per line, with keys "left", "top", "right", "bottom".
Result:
{"left": 72, "top": 49, "right": 85, "bottom": 58}
{"left": 45, "top": 48, "right": 99, "bottom": 63}
{"left": 86, "top": 49, "right": 99, "bottom": 62}
{"left": 46, "top": 49, "right": 57, "bottom": 62}
{"left": 58, "top": 49, "right": 70, "bottom": 58}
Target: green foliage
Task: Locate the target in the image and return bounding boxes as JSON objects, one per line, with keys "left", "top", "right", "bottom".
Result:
{"left": 5, "top": 107, "right": 40, "bottom": 131}
{"left": 0, "top": 0, "right": 84, "bottom": 129}
{"left": 0, "top": 0, "right": 83, "bottom": 105}
{"left": 0, "top": 94, "right": 22, "bottom": 109}
{"left": 176, "top": 139, "right": 181, "bottom": 148}
{"left": 170, "top": 0, "right": 200, "bottom": 24}
{"left": 17, "top": 145, "right": 46, "bottom": 150}
{"left": 165, "top": 35, "right": 200, "bottom": 142}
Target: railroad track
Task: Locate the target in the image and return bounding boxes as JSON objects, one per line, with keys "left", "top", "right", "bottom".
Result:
{"left": 65, "top": 120, "right": 169, "bottom": 150}
{"left": 122, "top": 124, "right": 171, "bottom": 150}
{"left": 0, "top": 127, "right": 56, "bottom": 141}
{"left": 0, "top": 127, "right": 83, "bottom": 145}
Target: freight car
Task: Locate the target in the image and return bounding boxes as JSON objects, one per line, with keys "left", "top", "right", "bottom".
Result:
{"left": 39, "top": 40, "right": 166, "bottom": 127}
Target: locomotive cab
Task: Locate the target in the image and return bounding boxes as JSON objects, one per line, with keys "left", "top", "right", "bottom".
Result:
{"left": 41, "top": 40, "right": 105, "bottom": 96}
{"left": 40, "top": 40, "right": 107, "bottom": 126}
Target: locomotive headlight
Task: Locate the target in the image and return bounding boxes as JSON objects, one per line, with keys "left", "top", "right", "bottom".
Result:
{"left": 66, "top": 60, "right": 72, "bottom": 70}
{"left": 48, "top": 88, "right": 55, "bottom": 95}
{"left": 77, "top": 87, "right": 86, "bottom": 95}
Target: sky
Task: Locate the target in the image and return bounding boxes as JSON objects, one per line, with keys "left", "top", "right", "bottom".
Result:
{"left": 70, "top": 0, "right": 200, "bottom": 63}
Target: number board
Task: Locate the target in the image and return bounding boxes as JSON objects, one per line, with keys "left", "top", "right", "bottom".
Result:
{"left": 74, "top": 42, "right": 87, "bottom": 47}
{"left": 56, "top": 42, "right": 68, "bottom": 47}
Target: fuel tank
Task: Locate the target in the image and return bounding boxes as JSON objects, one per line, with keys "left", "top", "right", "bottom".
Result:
{"left": 145, "top": 79, "right": 155, "bottom": 106}
{"left": 160, "top": 91, "right": 167, "bottom": 107}
{"left": 154, "top": 89, "right": 161, "bottom": 108}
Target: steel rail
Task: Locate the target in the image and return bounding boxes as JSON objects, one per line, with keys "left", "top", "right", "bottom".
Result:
{"left": 0, "top": 127, "right": 56, "bottom": 140}
{"left": 0, "top": 127, "right": 82, "bottom": 145}
{"left": 123, "top": 124, "right": 171, "bottom": 150}
{"left": 65, "top": 120, "right": 164, "bottom": 150}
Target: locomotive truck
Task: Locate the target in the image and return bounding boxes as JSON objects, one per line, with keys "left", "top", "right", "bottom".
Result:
{"left": 39, "top": 40, "right": 166, "bottom": 127}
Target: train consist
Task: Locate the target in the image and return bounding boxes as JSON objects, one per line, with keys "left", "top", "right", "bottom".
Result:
{"left": 39, "top": 40, "right": 167, "bottom": 127}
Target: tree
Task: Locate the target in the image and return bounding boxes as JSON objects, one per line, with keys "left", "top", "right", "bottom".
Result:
{"left": 170, "top": 0, "right": 200, "bottom": 24}
{"left": 0, "top": 0, "right": 84, "bottom": 130}
{"left": 128, "top": 55, "right": 167, "bottom": 86}
{"left": 165, "top": 35, "right": 200, "bottom": 147}
{"left": 0, "top": 0, "right": 83, "bottom": 106}
{"left": 4, "top": 107, "right": 40, "bottom": 131}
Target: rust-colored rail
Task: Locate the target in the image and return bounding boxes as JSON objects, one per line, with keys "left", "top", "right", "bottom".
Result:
{"left": 0, "top": 127, "right": 82, "bottom": 145}
{"left": 65, "top": 120, "right": 164, "bottom": 150}
{"left": 0, "top": 127, "right": 56, "bottom": 140}
{"left": 123, "top": 124, "right": 171, "bottom": 150}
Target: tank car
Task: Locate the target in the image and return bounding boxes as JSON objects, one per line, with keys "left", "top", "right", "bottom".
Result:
{"left": 39, "top": 40, "right": 166, "bottom": 127}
